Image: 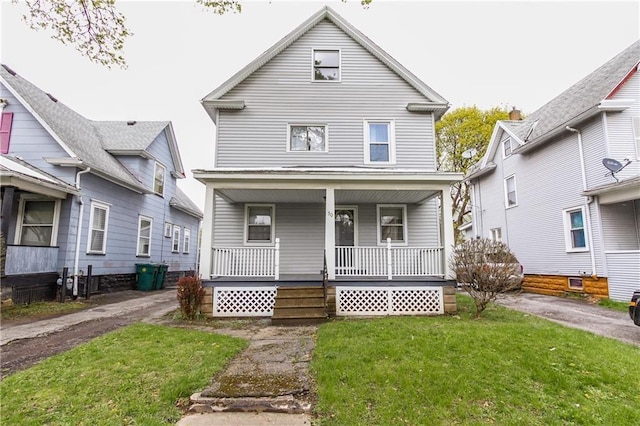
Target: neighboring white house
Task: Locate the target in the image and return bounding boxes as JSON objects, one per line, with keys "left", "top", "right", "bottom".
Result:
{"left": 0, "top": 65, "right": 202, "bottom": 303}
{"left": 193, "top": 6, "right": 462, "bottom": 318}
{"left": 466, "top": 40, "right": 640, "bottom": 302}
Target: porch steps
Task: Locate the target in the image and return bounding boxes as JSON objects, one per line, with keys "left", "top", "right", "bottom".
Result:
{"left": 271, "top": 286, "right": 327, "bottom": 326}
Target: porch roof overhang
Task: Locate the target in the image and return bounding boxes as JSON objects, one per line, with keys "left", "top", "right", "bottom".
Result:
{"left": 583, "top": 175, "right": 640, "bottom": 204}
{"left": 192, "top": 167, "right": 462, "bottom": 204}
{"left": 0, "top": 156, "right": 80, "bottom": 198}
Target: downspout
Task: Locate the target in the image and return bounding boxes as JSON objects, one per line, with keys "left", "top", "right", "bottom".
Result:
{"left": 566, "top": 126, "right": 597, "bottom": 276}
{"left": 73, "top": 167, "right": 91, "bottom": 298}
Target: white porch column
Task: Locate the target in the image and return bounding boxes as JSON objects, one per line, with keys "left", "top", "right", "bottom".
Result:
{"left": 440, "top": 185, "right": 455, "bottom": 280}
{"left": 198, "top": 184, "right": 215, "bottom": 279}
{"left": 325, "top": 187, "right": 336, "bottom": 280}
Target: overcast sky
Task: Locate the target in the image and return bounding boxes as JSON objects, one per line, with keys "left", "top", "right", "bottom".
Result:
{"left": 1, "top": 0, "right": 638, "bottom": 211}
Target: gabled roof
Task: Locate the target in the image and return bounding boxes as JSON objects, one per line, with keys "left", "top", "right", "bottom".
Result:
{"left": 0, "top": 154, "right": 79, "bottom": 198}
{"left": 0, "top": 65, "right": 185, "bottom": 191}
{"left": 468, "top": 39, "right": 640, "bottom": 179}
{"left": 170, "top": 187, "right": 203, "bottom": 219}
{"left": 201, "top": 6, "right": 449, "bottom": 120}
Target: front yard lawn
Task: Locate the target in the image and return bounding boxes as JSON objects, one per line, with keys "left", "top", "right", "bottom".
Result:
{"left": 0, "top": 323, "right": 247, "bottom": 425}
{"left": 312, "top": 295, "right": 640, "bottom": 425}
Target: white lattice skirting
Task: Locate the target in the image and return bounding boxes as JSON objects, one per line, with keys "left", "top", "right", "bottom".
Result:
{"left": 213, "top": 287, "right": 276, "bottom": 317}
{"left": 336, "top": 286, "right": 444, "bottom": 316}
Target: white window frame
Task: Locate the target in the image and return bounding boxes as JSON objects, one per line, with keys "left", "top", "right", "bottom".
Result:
{"left": 244, "top": 204, "right": 276, "bottom": 246}
{"left": 632, "top": 116, "right": 640, "bottom": 160}
{"left": 172, "top": 225, "right": 181, "bottom": 253}
{"left": 14, "top": 195, "right": 61, "bottom": 246}
{"left": 376, "top": 204, "right": 408, "bottom": 246}
{"left": 136, "top": 215, "right": 153, "bottom": 257}
{"left": 311, "top": 48, "right": 341, "bottom": 82}
{"left": 504, "top": 175, "right": 518, "bottom": 208}
{"left": 502, "top": 137, "right": 513, "bottom": 159}
{"left": 364, "top": 120, "right": 396, "bottom": 165}
{"left": 568, "top": 277, "right": 584, "bottom": 290}
{"left": 286, "top": 124, "right": 329, "bottom": 152}
{"left": 153, "top": 162, "right": 166, "bottom": 196}
{"left": 86, "top": 200, "right": 110, "bottom": 254}
{"left": 490, "top": 227, "right": 502, "bottom": 242}
{"left": 562, "top": 206, "right": 589, "bottom": 252}
{"left": 164, "top": 222, "right": 172, "bottom": 238}
{"left": 183, "top": 228, "right": 191, "bottom": 254}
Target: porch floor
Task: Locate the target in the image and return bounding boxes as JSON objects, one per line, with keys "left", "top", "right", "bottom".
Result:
{"left": 204, "top": 274, "right": 454, "bottom": 287}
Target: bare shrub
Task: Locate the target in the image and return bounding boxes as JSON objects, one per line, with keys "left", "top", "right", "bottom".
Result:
{"left": 450, "top": 238, "right": 523, "bottom": 318}
{"left": 176, "top": 276, "right": 206, "bottom": 320}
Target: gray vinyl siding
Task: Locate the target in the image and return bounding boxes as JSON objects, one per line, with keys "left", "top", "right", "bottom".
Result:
{"left": 216, "top": 20, "right": 436, "bottom": 170}
{"left": 600, "top": 201, "right": 640, "bottom": 251}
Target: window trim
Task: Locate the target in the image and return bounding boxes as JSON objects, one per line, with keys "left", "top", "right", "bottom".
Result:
{"left": 632, "top": 116, "right": 640, "bottom": 160}
{"left": 562, "top": 206, "right": 589, "bottom": 253}
{"left": 14, "top": 195, "right": 61, "bottom": 246}
{"left": 364, "top": 119, "right": 396, "bottom": 165}
{"left": 504, "top": 175, "right": 518, "bottom": 208}
{"left": 376, "top": 204, "right": 408, "bottom": 246}
{"left": 136, "top": 215, "right": 153, "bottom": 257}
{"left": 311, "top": 48, "right": 341, "bottom": 82}
{"left": 502, "top": 137, "right": 513, "bottom": 159}
{"left": 490, "top": 227, "right": 502, "bottom": 242}
{"left": 86, "top": 200, "right": 110, "bottom": 254}
{"left": 153, "top": 162, "right": 166, "bottom": 196}
{"left": 183, "top": 228, "right": 191, "bottom": 254}
{"left": 568, "top": 277, "right": 584, "bottom": 290}
{"left": 172, "top": 225, "right": 181, "bottom": 253}
{"left": 286, "top": 124, "right": 329, "bottom": 153}
{"left": 164, "top": 222, "right": 172, "bottom": 238}
{"left": 244, "top": 203, "right": 276, "bottom": 246}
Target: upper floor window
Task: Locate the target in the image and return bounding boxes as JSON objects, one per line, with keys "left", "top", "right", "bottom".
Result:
{"left": 563, "top": 206, "right": 588, "bottom": 252}
{"left": 288, "top": 125, "right": 327, "bottom": 152}
{"left": 504, "top": 175, "right": 518, "bottom": 208}
{"left": 633, "top": 117, "right": 640, "bottom": 159}
{"left": 1, "top": 112, "right": 14, "bottom": 154}
{"left": 154, "top": 162, "right": 165, "bottom": 196}
{"left": 172, "top": 225, "right": 181, "bottom": 253}
{"left": 313, "top": 49, "right": 340, "bottom": 81}
{"left": 503, "top": 138, "right": 512, "bottom": 158}
{"left": 377, "top": 205, "right": 407, "bottom": 245}
{"left": 15, "top": 196, "right": 60, "bottom": 246}
{"left": 183, "top": 228, "right": 191, "bottom": 254}
{"left": 364, "top": 120, "right": 395, "bottom": 164}
{"left": 245, "top": 204, "right": 275, "bottom": 245}
{"left": 137, "top": 216, "right": 152, "bottom": 256}
{"left": 87, "top": 201, "right": 110, "bottom": 254}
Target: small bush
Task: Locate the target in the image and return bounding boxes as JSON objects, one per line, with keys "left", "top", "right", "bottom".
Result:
{"left": 176, "top": 276, "right": 206, "bottom": 320}
{"left": 450, "top": 238, "right": 523, "bottom": 318}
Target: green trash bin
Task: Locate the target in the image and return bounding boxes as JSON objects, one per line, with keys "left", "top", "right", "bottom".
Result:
{"left": 136, "top": 264, "right": 157, "bottom": 291}
{"left": 156, "top": 264, "right": 168, "bottom": 289}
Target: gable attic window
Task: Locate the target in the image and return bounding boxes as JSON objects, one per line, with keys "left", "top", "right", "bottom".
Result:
{"left": 0, "top": 112, "right": 14, "bottom": 154}
{"left": 313, "top": 49, "right": 340, "bottom": 81}
{"left": 154, "top": 162, "right": 166, "bottom": 196}
{"left": 288, "top": 125, "right": 327, "bottom": 152}
{"left": 503, "top": 138, "right": 513, "bottom": 158}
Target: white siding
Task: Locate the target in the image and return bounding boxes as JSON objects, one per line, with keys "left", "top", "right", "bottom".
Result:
{"left": 216, "top": 20, "right": 436, "bottom": 170}
{"left": 600, "top": 201, "right": 640, "bottom": 251}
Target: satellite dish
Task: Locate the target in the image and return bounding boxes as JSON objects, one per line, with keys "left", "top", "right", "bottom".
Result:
{"left": 602, "top": 158, "right": 623, "bottom": 172}
{"left": 462, "top": 148, "right": 478, "bottom": 159}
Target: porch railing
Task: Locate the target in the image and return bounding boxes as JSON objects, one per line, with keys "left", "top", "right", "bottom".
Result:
{"left": 336, "top": 239, "right": 443, "bottom": 278}
{"left": 211, "top": 238, "right": 280, "bottom": 279}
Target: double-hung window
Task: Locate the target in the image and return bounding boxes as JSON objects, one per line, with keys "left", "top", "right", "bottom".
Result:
{"left": 87, "top": 201, "right": 110, "bottom": 254}
{"left": 563, "top": 206, "right": 588, "bottom": 252}
{"left": 154, "top": 162, "right": 165, "bottom": 196}
{"left": 137, "top": 216, "right": 153, "bottom": 256}
{"left": 288, "top": 125, "right": 327, "bottom": 152}
{"left": 172, "top": 225, "right": 181, "bottom": 253}
{"left": 490, "top": 228, "right": 502, "bottom": 242}
{"left": 245, "top": 204, "right": 275, "bottom": 244}
{"left": 15, "top": 196, "right": 60, "bottom": 246}
{"left": 312, "top": 49, "right": 340, "bottom": 81}
{"left": 633, "top": 117, "right": 640, "bottom": 159}
{"left": 183, "top": 228, "right": 191, "bottom": 254}
{"left": 504, "top": 175, "right": 517, "bottom": 208}
{"left": 503, "top": 138, "right": 512, "bottom": 158}
{"left": 365, "top": 120, "right": 395, "bottom": 164}
{"left": 377, "top": 205, "right": 407, "bottom": 245}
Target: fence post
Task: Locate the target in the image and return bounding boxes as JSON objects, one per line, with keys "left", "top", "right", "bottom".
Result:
{"left": 274, "top": 238, "right": 280, "bottom": 281}
{"left": 387, "top": 238, "right": 392, "bottom": 280}
{"left": 85, "top": 265, "right": 92, "bottom": 300}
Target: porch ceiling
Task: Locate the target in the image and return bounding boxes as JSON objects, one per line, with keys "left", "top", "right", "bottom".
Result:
{"left": 216, "top": 188, "right": 438, "bottom": 204}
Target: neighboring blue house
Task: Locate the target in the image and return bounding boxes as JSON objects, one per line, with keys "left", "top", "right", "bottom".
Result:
{"left": 466, "top": 40, "right": 640, "bottom": 302}
{"left": 0, "top": 64, "right": 202, "bottom": 303}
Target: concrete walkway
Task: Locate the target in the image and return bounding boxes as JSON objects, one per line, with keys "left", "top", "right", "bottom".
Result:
{"left": 0, "top": 290, "right": 177, "bottom": 346}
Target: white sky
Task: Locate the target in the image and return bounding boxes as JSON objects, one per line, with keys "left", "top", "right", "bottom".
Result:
{"left": 1, "top": 0, "right": 639, "bottom": 211}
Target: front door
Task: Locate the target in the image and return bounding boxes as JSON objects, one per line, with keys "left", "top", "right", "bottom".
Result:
{"left": 335, "top": 208, "right": 356, "bottom": 272}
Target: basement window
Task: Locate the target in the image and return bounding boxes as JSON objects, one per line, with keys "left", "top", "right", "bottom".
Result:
{"left": 568, "top": 277, "right": 584, "bottom": 290}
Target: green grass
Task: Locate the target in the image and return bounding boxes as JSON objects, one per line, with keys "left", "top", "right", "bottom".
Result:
{"left": 0, "top": 300, "right": 89, "bottom": 321}
{"left": 312, "top": 295, "right": 640, "bottom": 425}
{"left": 597, "top": 298, "right": 630, "bottom": 313}
{"left": 0, "top": 323, "right": 247, "bottom": 425}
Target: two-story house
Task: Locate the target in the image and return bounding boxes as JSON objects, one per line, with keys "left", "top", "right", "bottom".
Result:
{"left": 466, "top": 40, "right": 640, "bottom": 302}
{"left": 193, "top": 6, "right": 462, "bottom": 320}
{"left": 0, "top": 64, "right": 203, "bottom": 303}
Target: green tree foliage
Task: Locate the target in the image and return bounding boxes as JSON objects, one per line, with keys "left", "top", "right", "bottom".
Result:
{"left": 12, "top": 0, "right": 373, "bottom": 68}
{"left": 436, "top": 106, "right": 510, "bottom": 242}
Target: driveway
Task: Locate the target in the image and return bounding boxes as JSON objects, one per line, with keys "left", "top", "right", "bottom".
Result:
{"left": 495, "top": 292, "right": 640, "bottom": 347}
